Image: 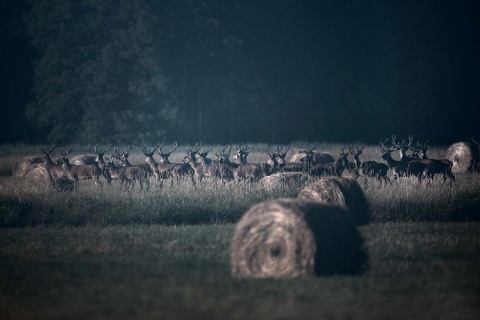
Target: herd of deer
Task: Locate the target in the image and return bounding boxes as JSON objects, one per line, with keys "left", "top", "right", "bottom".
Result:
{"left": 36, "top": 135, "right": 455, "bottom": 191}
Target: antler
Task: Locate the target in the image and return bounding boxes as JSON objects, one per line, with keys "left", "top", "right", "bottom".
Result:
{"left": 41, "top": 144, "right": 58, "bottom": 155}
{"left": 339, "top": 145, "right": 350, "bottom": 157}
{"left": 111, "top": 147, "right": 121, "bottom": 159}
{"left": 216, "top": 146, "right": 231, "bottom": 158}
{"left": 141, "top": 144, "right": 160, "bottom": 157}
{"left": 379, "top": 138, "right": 395, "bottom": 153}
{"left": 158, "top": 141, "right": 178, "bottom": 157}
{"left": 60, "top": 144, "right": 75, "bottom": 157}
{"left": 349, "top": 145, "right": 364, "bottom": 156}
{"left": 122, "top": 145, "right": 135, "bottom": 157}
{"left": 198, "top": 145, "right": 213, "bottom": 156}
{"left": 94, "top": 143, "right": 111, "bottom": 155}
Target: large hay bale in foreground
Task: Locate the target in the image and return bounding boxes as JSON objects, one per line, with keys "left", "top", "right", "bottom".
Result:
{"left": 446, "top": 142, "right": 480, "bottom": 173}
{"left": 230, "top": 198, "right": 367, "bottom": 278}
{"left": 286, "top": 149, "right": 335, "bottom": 164}
{"left": 298, "top": 177, "right": 370, "bottom": 225}
{"left": 12, "top": 156, "right": 44, "bottom": 178}
{"left": 259, "top": 172, "right": 310, "bottom": 191}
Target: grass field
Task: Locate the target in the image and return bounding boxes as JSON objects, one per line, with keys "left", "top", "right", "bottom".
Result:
{"left": 1, "top": 143, "right": 479, "bottom": 319}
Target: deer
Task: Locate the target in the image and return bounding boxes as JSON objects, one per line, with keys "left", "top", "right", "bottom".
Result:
{"left": 93, "top": 144, "right": 112, "bottom": 183}
{"left": 380, "top": 138, "right": 432, "bottom": 182}
{"left": 40, "top": 144, "right": 69, "bottom": 185}
{"left": 156, "top": 141, "right": 194, "bottom": 181}
{"left": 141, "top": 144, "right": 165, "bottom": 188}
{"left": 380, "top": 138, "right": 411, "bottom": 181}
{"left": 391, "top": 135, "right": 420, "bottom": 164}
{"left": 349, "top": 145, "right": 389, "bottom": 184}
{"left": 182, "top": 145, "right": 204, "bottom": 182}
{"left": 280, "top": 145, "right": 312, "bottom": 173}
{"left": 414, "top": 141, "right": 455, "bottom": 183}
{"left": 183, "top": 144, "right": 233, "bottom": 182}
{"left": 60, "top": 145, "right": 103, "bottom": 187}
{"left": 263, "top": 146, "right": 285, "bottom": 176}
{"left": 196, "top": 145, "right": 234, "bottom": 181}
{"left": 103, "top": 149, "right": 122, "bottom": 181}
{"left": 307, "top": 146, "right": 350, "bottom": 177}
{"left": 215, "top": 146, "right": 263, "bottom": 182}
{"left": 115, "top": 146, "right": 151, "bottom": 191}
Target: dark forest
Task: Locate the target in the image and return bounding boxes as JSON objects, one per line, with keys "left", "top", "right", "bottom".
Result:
{"left": 1, "top": 0, "right": 479, "bottom": 145}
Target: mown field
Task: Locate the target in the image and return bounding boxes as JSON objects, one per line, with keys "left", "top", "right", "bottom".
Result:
{"left": 1, "top": 143, "right": 479, "bottom": 319}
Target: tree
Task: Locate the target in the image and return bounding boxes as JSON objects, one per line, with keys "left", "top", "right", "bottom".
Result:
{"left": 23, "top": 0, "right": 178, "bottom": 144}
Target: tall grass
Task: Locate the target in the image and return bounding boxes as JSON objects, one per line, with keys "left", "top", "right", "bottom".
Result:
{"left": 1, "top": 143, "right": 479, "bottom": 227}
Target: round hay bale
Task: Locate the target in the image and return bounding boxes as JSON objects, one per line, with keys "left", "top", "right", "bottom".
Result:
{"left": 259, "top": 172, "right": 309, "bottom": 191}
{"left": 298, "top": 177, "right": 370, "bottom": 225}
{"left": 24, "top": 164, "right": 50, "bottom": 189}
{"left": 446, "top": 142, "right": 480, "bottom": 173}
{"left": 286, "top": 149, "right": 335, "bottom": 164}
{"left": 24, "top": 164, "right": 74, "bottom": 192}
{"left": 70, "top": 154, "right": 97, "bottom": 166}
{"left": 230, "top": 198, "right": 367, "bottom": 278}
{"left": 12, "top": 156, "right": 44, "bottom": 178}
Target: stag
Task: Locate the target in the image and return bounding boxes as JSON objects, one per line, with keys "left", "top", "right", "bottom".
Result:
{"left": 41, "top": 144, "right": 67, "bottom": 180}
{"left": 141, "top": 144, "right": 164, "bottom": 188}
{"left": 184, "top": 145, "right": 233, "bottom": 182}
{"left": 349, "top": 145, "right": 389, "bottom": 184}
{"left": 380, "top": 138, "right": 431, "bottom": 182}
{"left": 308, "top": 146, "right": 349, "bottom": 177}
{"left": 280, "top": 145, "right": 312, "bottom": 173}
{"left": 115, "top": 146, "right": 151, "bottom": 191}
{"left": 93, "top": 144, "right": 112, "bottom": 183}
{"left": 60, "top": 145, "right": 103, "bottom": 187}
{"left": 196, "top": 145, "right": 234, "bottom": 181}
{"left": 380, "top": 138, "right": 411, "bottom": 180}
{"left": 156, "top": 141, "right": 193, "bottom": 181}
{"left": 40, "top": 144, "right": 77, "bottom": 191}
{"left": 415, "top": 141, "right": 455, "bottom": 183}
{"left": 391, "top": 135, "right": 420, "bottom": 163}
{"left": 263, "top": 146, "right": 285, "bottom": 175}
{"left": 216, "top": 146, "right": 263, "bottom": 182}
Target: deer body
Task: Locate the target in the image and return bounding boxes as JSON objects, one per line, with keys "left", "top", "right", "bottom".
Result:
{"left": 216, "top": 147, "right": 263, "bottom": 182}
{"left": 417, "top": 143, "right": 455, "bottom": 183}
{"left": 350, "top": 146, "right": 389, "bottom": 183}
{"left": 116, "top": 147, "right": 150, "bottom": 191}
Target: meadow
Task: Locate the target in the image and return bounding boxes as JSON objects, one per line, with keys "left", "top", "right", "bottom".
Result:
{"left": 0, "top": 143, "right": 479, "bottom": 319}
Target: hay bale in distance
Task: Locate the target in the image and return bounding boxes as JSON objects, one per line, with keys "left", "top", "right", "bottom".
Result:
{"left": 258, "top": 172, "right": 309, "bottom": 191}
{"left": 286, "top": 149, "right": 335, "bottom": 164}
{"left": 12, "top": 156, "right": 44, "bottom": 178}
{"left": 230, "top": 198, "right": 367, "bottom": 278}
{"left": 298, "top": 177, "right": 370, "bottom": 225}
{"left": 24, "top": 164, "right": 74, "bottom": 192}
{"left": 446, "top": 142, "right": 480, "bottom": 173}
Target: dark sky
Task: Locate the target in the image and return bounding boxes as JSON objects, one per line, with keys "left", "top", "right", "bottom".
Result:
{"left": 0, "top": 0, "right": 479, "bottom": 145}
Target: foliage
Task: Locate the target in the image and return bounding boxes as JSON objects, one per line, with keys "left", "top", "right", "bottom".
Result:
{"left": 23, "top": 0, "right": 177, "bottom": 144}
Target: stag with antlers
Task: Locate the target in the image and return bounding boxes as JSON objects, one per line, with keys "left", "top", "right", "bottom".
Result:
{"left": 93, "top": 144, "right": 112, "bottom": 183}
{"left": 114, "top": 146, "right": 151, "bottom": 191}
{"left": 380, "top": 138, "right": 433, "bottom": 182}
{"left": 415, "top": 141, "right": 455, "bottom": 183}
{"left": 308, "top": 146, "right": 349, "bottom": 177}
{"left": 60, "top": 145, "right": 103, "bottom": 188}
{"left": 156, "top": 141, "right": 194, "bottom": 181}
{"left": 39, "top": 144, "right": 74, "bottom": 191}
{"left": 183, "top": 144, "right": 233, "bottom": 182}
{"left": 349, "top": 145, "right": 389, "bottom": 184}
{"left": 216, "top": 146, "right": 263, "bottom": 182}
{"left": 262, "top": 146, "right": 285, "bottom": 175}
{"left": 380, "top": 138, "right": 411, "bottom": 181}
